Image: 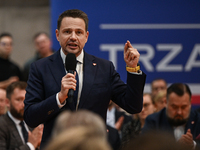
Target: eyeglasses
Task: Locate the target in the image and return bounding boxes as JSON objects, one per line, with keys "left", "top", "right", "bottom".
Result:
{"left": 0, "top": 42, "right": 13, "bottom": 47}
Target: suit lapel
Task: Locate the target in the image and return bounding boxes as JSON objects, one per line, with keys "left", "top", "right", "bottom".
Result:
{"left": 184, "top": 110, "right": 195, "bottom": 134}
{"left": 78, "top": 52, "right": 97, "bottom": 108}
{"left": 48, "top": 50, "right": 65, "bottom": 88}
{"left": 48, "top": 50, "right": 76, "bottom": 110}
{"left": 5, "top": 114, "right": 24, "bottom": 146}
{"left": 160, "top": 109, "right": 174, "bottom": 133}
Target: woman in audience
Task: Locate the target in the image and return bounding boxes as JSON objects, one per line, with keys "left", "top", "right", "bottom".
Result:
{"left": 152, "top": 90, "right": 166, "bottom": 112}
{"left": 121, "top": 93, "right": 155, "bottom": 148}
{"left": 45, "top": 126, "right": 111, "bottom": 150}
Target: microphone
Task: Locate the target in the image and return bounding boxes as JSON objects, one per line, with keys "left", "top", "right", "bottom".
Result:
{"left": 65, "top": 53, "right": 77, "bottom": 103}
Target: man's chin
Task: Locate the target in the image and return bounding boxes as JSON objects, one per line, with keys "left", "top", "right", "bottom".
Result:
{"left": 167, "top": 116, "right": 188, "bottom": 127}
{"left": 64, "top": 48, "right": 81, "bottom": 55}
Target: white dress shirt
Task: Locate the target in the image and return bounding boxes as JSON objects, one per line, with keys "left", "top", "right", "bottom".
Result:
{"left": 56, "top": 49, "right": 83, "bottom": 110}
{"left": 106, "top": 107, "right": 116, "bottom": 128}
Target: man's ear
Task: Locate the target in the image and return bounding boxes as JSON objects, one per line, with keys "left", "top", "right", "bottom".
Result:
{"left": 55, "top": 29, "right": 60, "bottom": 42}
{"left": 6, "top": 98, "right": 10, "bottom": 108}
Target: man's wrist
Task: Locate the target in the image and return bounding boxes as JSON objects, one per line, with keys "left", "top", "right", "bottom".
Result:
{"left": 56, "top": 93, "right": 66, "bottom": 108}
{"left": 126, "top": 65, "right": 140, "bottom": 73}
{"left": 27, "top": 142, "right": 35, "bottom": 150}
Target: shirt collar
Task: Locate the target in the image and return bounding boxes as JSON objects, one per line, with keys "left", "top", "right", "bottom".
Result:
{"left": 7, "top": 111, "right": 21, "bottom": 125}
{"left": 60, "top": 48, "right": 84, "bottom": 64}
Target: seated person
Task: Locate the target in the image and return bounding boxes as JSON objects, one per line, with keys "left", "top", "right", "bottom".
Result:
{"left": 142, "top": 83, "right": 200, "bottom": 149}
{"left": 153, "top": 90, "right": 166, "bottom": 112}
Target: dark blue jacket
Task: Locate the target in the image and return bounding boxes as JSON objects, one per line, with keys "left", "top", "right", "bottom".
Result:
{"left": 24, "top": 50, "right": 146, "bottom": 147}
{"left": 143, "top": 108, "right": 200, "bottom": 149}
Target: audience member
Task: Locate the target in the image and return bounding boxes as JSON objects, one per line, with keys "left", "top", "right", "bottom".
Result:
{"left": 106, "top": 100, "right": 132, "bottom": 149}
{"left": 45, "top": 126, "right": 112, "bottom": 150}
{"left": 121, "top": 131, "right": 191, "bottom": 150}
{"left": 152, "top": 90, "right": 167, "bottom": 112}
{"left": 151, "top": 78, "right": 167, "bottom": 99}
{"left": 52, "top": 110, "right": 120, "bottom": 150}
{"left": 24, "top": 9, "right": 146, "bottom": 148}
{"left": 0, "top": 88, "right": 7, "bottom": 116}
{"left": 121, "top": 93, "right": 155, "bottom": 148}
{"left": 106, "top": 100, "right": 132, "bottom": 132}
{"left": 52, "top": 110, "right": 107, "bottom": 139}
{"left": 0, "top": 33, "right": 22, "bottom": 89}
{"left": 196, "top": 107, "right": 200, "bottom": 114}
{"left": 23, "top": 32, "right": 54, "bottom": 81}
{"left": 107, "top": 125, "right": 121, "bottom": 150}
{"left": 138, "top": 93, "right": 155, "bottom": 128}
{"left": 0, "top": 81, "right": 43, "bottom": 150}
{"left": 142, "top": 83, "right": 200, "bottom": 149}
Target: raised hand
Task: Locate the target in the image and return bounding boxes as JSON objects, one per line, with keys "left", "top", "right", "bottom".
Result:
{"left": 124, "top": 40, "right": 140, "bottom": 68}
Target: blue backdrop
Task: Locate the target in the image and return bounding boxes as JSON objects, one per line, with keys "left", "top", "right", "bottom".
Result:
{"left": 50, "top": 0, "right": 200, "bottom": 88}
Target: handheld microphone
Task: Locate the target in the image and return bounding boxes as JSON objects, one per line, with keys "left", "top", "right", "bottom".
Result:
{"left": 65, "top": 53, "right": 77, "bottom": 103}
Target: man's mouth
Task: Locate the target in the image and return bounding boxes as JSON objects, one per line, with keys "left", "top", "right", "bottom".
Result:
{"left": 174, "top": 115, "right": 183, "bottom": 120}
{"left": 67, "top": 42, "right": 78, "bottom": 49}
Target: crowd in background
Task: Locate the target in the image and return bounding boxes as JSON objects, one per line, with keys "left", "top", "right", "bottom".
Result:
{"left": 0, "top": 31, "right": 200, "bottom": 150}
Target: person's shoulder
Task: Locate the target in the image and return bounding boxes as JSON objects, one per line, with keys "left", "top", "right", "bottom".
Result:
{"left": 7, "top": 59, "right": 20, "bottom": 68}
{"left": 146, "top": 108, "right": 165, "bottom": 121}
{"left": 190, "top": 109, "right": 200, "bottom": 122}
{"left": 85, "top": 51, "right": 111, "bottom": 63}
{"left": 33, "top": 50, "right": 59, "bottom": 65}
{"left": 0, "top": 114, "right": 9, "bottom": 127}
{"left": 24, "top": 55, "right": 38, "bottom": 68}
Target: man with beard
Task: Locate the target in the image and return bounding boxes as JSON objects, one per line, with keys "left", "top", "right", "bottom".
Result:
{"left": 142, "top": 83, "right": 200, "bottom": 149}
{"left": 0, "top": 81, "right": 43, "bottom": 150}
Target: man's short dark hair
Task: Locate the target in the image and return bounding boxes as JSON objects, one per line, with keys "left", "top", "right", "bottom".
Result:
{"left": 6, "top": 81, "right": 27, "bottom": 99}
{"left": 151, "top": 78, "right": 167, "bottom": 87}
{"left": 0, "top": 32, "right": 12, "bottom": 40}
{"left": 33, "top": 32, "right": 50, "bottom": 41}
{"left": 57, "top": 9, "right": 89, "bottom": 31}
{"left": 167, "top": 83, "right": 191, "bottom": 100}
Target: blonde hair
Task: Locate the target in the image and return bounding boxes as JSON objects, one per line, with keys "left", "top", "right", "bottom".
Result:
{"left": 153, "top": 90, "right": 166, "bottom": 104}
{"left": 52, "top": 110, "right": 107, "bottom": 140}
{"left": 45, "top": 126, "right": 111, "bottom": 150}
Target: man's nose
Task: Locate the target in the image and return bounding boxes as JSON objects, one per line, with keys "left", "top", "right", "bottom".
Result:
{"left": 177, "top": 108, "right": 182, "bottom": 114}
{"left": 21, "top": 100, "right": 25, "bottom": 108}
{"left": 70, "top": 32, "right": 77, "bottom": 40}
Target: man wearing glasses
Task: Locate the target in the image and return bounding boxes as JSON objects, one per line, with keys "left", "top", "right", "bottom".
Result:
{"left": 0, "top": 33, "right": 22, "bottom": 89}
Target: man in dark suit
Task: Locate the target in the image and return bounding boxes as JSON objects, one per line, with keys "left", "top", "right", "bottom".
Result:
{"left": 24, "top": 9, "right": 146, "bottom": 148}
{"left": 142, "top": 83, "right": 200, "bottom": 149}
{"left": 107, "top": 125, "right": 121, "bottom": 150}
{"left": 0, "top": 81, "right": 43, "bottom": 150}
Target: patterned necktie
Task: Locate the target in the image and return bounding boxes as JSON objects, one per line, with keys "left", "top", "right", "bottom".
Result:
{"left": 73, "top": 70, "right": 79, "bottom": 107}
{"left": 20, "top": 121, "right": 28, "bottom": 143}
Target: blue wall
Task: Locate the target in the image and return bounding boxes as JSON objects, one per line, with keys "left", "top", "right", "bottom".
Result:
{"left": 50, "top": 0, "right": 200, "bottom": 85}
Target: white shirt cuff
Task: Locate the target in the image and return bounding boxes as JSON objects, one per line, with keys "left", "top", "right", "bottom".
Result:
{"left": 27, "top": 142, "right": 35, "bottom": 150}
{"left": 56, "top": 93, "right": 66, "bottom": 108}
{"left": 193, "top": 140, "right": 196, "bottom": 149}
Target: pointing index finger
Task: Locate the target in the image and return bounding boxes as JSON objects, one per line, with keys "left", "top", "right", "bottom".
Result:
{"left": 127, "top": 40, "right": 131, "bottom": 47}
{"left": 124, "top": 40, "right": 132, "bottom": 52}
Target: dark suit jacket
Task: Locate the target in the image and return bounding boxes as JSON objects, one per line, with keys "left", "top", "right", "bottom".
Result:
{"left": 107, "top": 125, "right": 121, "bottom": 150}
{"left": 24, "top": 50, "right": 146, "bottom": 147}
{"left": 0, "top": 113, "right": 30, "bottom": 150}
{"left": 142, "top": 108, "right": 200, "bottom": 149}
